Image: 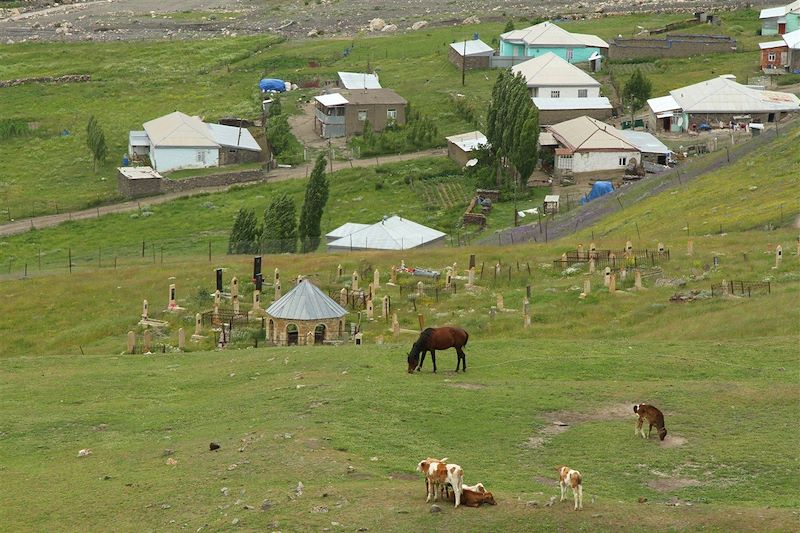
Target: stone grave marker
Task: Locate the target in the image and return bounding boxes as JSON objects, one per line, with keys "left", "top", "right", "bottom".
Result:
{"left": 337, "top": 264, "right": 343, "bottom": 278}
{"left": 497, "top": 293, "right": 504, "bottom": 311}
{"left": 561, "top": 252, "right": 568, "bottom": 267}
{"left": 620, "top": 267, "right": 627, "bottom": 281}
{"left": 658, "top": 242, "right": 665, "bottom": 253}
{"left": 168, "top": 284, "right": 177, "bottom": 309}
{"left": 417, "top": 313, "right": 425, "bottom": 331}
{"left": 390, "top": 265, "right": 397, "bottom": 285}
{"left": 603, "top": 267, "right": 611, "bottom": 287}
{"left": 469, "top": 254, "right": 476, "bottom": 269}
{"left": 231, "top": 277, "right": 239, "bottom": 298}
{"left": 352, "top": 271, "right": 360, "bottom": 291}
{"left": 445, "top": 268, "right": 452, "bottom": 288}
{"left": 339, "top": 288, "right": 348, "bottom": 307}
{"left": 775, "top": 245, "right": 783, "bottom": 268}
{"left": 577, "top": 243, "right": 584, "bottom": 255}
{"left": 366, "top": 299, "right": 374, "bottom": 320}
{"left": 392, "top": 313, "right": 399, "bottom": 337}
{"left": 127, "top": 331, "right": 135, "bottom": 354}
{"left": 252, "top": 290, "right": 261, "bottom": 312}
{"left": 580, "top": 279, "right": 590, "bottom": 299}
{"left": 382, "top": 295, "right": 390, "bottom": 318}
{"left": 468, "top": 267, "right": 475, "bottom": 286}
{"left": 589, "top": 258, "right": 596, "bottom": 274}
{"left": 634, "top": 270, "right": 643, "bottom": 290}
{"left": 609, "top": 252, "right": 616, "bottom": 267}
{"left": 143, "top": 330, "right": 152, "bottom": 353}
{"left": 306, "top": 331, "right": 314, "bottom": 345}
{"left": 609, "top": 273, "right": 616, "bottom": 293}
{"left": 354, "top": 332, "right": 363, "bottom": 346}
{"left": 142, "top": 299, "right": 149, "bottom": 320}
{"left": 490, "top": 306, "right": 496, "bottom": 319}
{"left": 178, "top": 328, "right": 185, "bottom": 350}
{"left": 373, "top": 268, "right": 380, "bottom": 288}
{"left": 193, "top": 313, "right": 203, "bottom": 337}
{"left": 274, "top": 267, "right": 280, "bottom": 284}
{"left": 687, "top": 239, "right": 694, "bottom": 256}
{"left": 416, "top": 281, "right": 424, "bottom": 296}
{"left": 274, "top": 279, "right": 281, "bottom": 301}
{"left": 626, "top": 240, "right": 633, "bottom": 253}
{"left": 232, "top": 293, "right": 240, "bottom": 315}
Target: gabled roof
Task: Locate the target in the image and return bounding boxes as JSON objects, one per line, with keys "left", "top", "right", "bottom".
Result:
{"left": 669, "top": 76, "right": 800, "bottom": 113}
{"left": 266, "top": 279, "right": 348, "bottom": 320}
{"left": 143, "top": 111, "right": 218, "bottom": 148}
{"left": 501, "top": 21, "right": 608, "bottom": 49}
{"left": 206, "top": 123, "right": 261, "bottom": 152}
{"left": 512, "top": 53, "right": 600, "bottom": 87}
{"left": 326, "top": 222, "right": 371, "bottom": 240}
{"left": 759, "top": 40, "right": 787, "bottom": 49}
{"left": 450, "top": 39, "right": 494, "bottom": 56}
{"left": 783, "top": 28, "right": 800, "bottom": 48}
{"left": 532, "top": 96, "right": 611, "bottom": 110}
{"left": 647, "top": 94, "right": 682, "bottom": 115}
{"left": 548, "top": 116, "right": 638, "bottom": 154}
{"left": 445, "top": 131, "right": 488, "bottom": 151}
{"left": 338, "top": 71, "right": 382, "bottom": 90}
{"left": 327, "top": 215, "right": 445, "bottom": 251}
{"left": 760, "top": 0, "right": 800, "bottom": 19}
{"left": 619, "top": 130, "right": 671, "bottom": 155}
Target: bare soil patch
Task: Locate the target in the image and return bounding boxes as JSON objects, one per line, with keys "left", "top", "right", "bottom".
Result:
{"left": 523, "top": 403, "right": 633, "bottom": 449}
{"left": 447, "top": 382, "right": 485, "bottom": 390}
{"left": 659, "top": 435, "right": 688, "bottom": 448}
{"left": 648, "top": 477, "right": 701, "bottom": 492}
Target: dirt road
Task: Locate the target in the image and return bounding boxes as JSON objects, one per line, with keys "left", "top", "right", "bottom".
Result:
{"left": 0, "top": 148, "right": 445, "bottom": 238}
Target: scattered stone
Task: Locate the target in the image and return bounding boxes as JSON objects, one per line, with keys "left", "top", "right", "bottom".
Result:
{"left": 162, "top": 449, "right": 174, "bottom": 456}
{"left": 347, "top": 465, "right": 355, "bottom": 473}
{"left": 231, "top": 518, "right": 239, "bottom": 525}
{"left": 307, "top": 29, "right": 319, "bottom": 37}
{"left": 161, "top": 503, "right": 171, "bottom": 509}
{"left": 77, "top": 448, "right": 92, "bottom": 457}
{"left": 381, "top": 24, "right": 397, "bottom": 32}
{"left": 261, "top": 499, "right": 272, "bottom": 511}
{"left": 166, "top": 457, "right": 178, "bottom": 466}
{"left": 228, "top": 464, "right": 238, "bottom": 471}
{"left": 368, "top": 18, "right": 385, "bottom": 31}
{"left": 243, "top": 504, "right": 254, "bottom": 510}
{"left": 525, "top": 500, "right": 539, "bottom": 507}
{"left": 430, "top": 504, "right": 442, "bottom": 513}
{"left": 462, "top": 15, "right": 480, "bottom": 24}
{"left": 312, "top": 505, "right": 329, "bottom": 513}
{"left": 210, "top": 442, "right": 221, "bottom": 451}
{"left": 357, "top": 528, "right": 368, "bottom": 532}
{"left": 545, "top": 496, "right": 557, "bottom": 507}
{"left": 295, "top": 481, "right": 304, "bottom": 496}
{"left": 411, "top": 21, "right": 428, "bottom": 30}
{"left": 221, "top": 487, "right": 230, "bottom": 497}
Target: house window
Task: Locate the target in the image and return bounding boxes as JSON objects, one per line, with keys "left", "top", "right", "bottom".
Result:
{"left": 558, "top": 155, "right": 573, "bottom": 169}
{"left": 196, "top": 151, "right": 206, "bottom": 163}
{"left": 768, "top": 51, "right": 776, "bottom": 61}
{"left": 358, "top": 110, "right": 367, "bottom": 121}
{"left": 551, "top": 90, "right": 560, "bottom": 98}
{"left": 578, "top": 89, "right": 588, "bottom": 98}
{"left": 619, "top": 156, "right": 627, "bottom": 166}
{"left": 566, "top": 49, "right": 574, "bottom": 61}
{"left": 387, "top": 109, "right": 397, "bottom": 120}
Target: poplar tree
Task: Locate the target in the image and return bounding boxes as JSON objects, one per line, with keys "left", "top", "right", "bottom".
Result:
{"left": 298, "top": 153, "right": 330, "bottom": 253}
{"left": 228, "top": 208, "right": 261, "bottom": 254}
{"left": 86, "top": 115, "right": 108, "bottom": 172}
{"left": 262, "top": 193, "right": 297, "bottom": 253}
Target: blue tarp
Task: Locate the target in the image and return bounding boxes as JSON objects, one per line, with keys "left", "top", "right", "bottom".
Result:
{"left": 580, "top": 181, "right": 614, "bottom": 205}
{"left": 259, "top": 78, "right": 286, "bottom": 92}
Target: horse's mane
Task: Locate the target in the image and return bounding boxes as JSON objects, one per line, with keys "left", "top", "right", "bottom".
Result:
{"left": 410, "top": 327, "right": 435, "bottom": 358}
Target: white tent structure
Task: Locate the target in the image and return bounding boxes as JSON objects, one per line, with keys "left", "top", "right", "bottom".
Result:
{"left": 337, "top": 71, "right": 382, "bottom": 90}
{"left": 326, "top": 216, "right": 446, "bottom": 251}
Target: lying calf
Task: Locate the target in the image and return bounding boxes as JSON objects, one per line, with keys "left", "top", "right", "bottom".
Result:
{"left": 444, "top": 483, "right": 497, "bottom": 507}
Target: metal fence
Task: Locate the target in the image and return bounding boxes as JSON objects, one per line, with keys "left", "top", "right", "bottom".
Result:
{"left": 710, "top": 280, "right": 771, "bottom": 297}
{"left": 553, "top": 249, "right": 670, "bottom": 269}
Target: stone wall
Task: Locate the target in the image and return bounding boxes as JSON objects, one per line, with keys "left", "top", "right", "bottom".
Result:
{"left": 448, "top": 47, "right": 491, "bottom": 70}
{"left": 119, "top": 168, "right": 271, "bottom": 198}
{"left": 608, "top": 34, "right": 736, "bottom": 60}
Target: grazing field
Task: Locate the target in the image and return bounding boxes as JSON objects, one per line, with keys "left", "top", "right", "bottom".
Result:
{"left": 1, "top": 337, "right": 797, "bottom": 531}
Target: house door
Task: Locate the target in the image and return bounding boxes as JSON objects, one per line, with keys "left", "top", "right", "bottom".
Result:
{"left": 768, "top": 113, "right": 775, "bottom": 123}
{"left": 778, "top": 22, "right": 786, "bottom": 34}
{"left": 662, "top": 117, "right": 671, "bottom": 131}
{"left": 314, "top": 324, "right": 326, "bottom": 345}
{"left": 286, "top": 324, "right": 299, "bottom": 346}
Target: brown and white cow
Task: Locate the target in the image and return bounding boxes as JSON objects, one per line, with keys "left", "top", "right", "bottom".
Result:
{"left": 416, "top": 458, "right": 464, "bottom": 508}
{"left": 445, "top": 483, "right": 497, "bottom": 507}
{"left": 557, "top": 465, "right": 583, "bottom": 511}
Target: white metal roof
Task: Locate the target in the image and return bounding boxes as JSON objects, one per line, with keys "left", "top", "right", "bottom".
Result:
{"left": 266, "top": 279, "right": 348, "bottom": 320}
{"left": 620, "top": 131, "right": 671, "bottom": 155}
{"left": 647, "top": 94, "right": 682, "bottom": 114}
{"left": 337, "top": 71, "right": 382, "bottom": 90}
{"left": 669, "top": 76, "right": 800, "bottom": 113}
{"left": 129, "top": 130, "right": 149, "bottom": 146}
{"left": 759, "top": 40, "right": 786, "bottom": 49}
{"left": 206, "top": 123, "right": 261, "bottom": 152}
{"left": 315, "top": 93, "right": 349, "bottom": 107}
{"left": 544, "top": 195, "right": 560, "bottom": 202}
{"left": 326, "top": 222, "right": 371, "bottom": 239}
{"left": 327, "top": 216, "right": 445, "bottom": 251}
{"left": 445, "top": 131, "right": 488, "bottom": 151}
{"left": 532, "top": 96, "right": 612, "bottom": 110}
{"left": 783, "top": 28, "right": 800, "bottom": 48}
{"left": 117, "top": 166, "right": 162, "bottom": 179}
{"left": 450, "top": 39, "right": 494, "bottom": 56}
{"left": 143, "top": 111, "right": 219, "bottom": 148}
{"left": 512, "top": 52, "right": 600, "bottom": 87}
{"left": 501, "top": 21, "right": 608, "bottom": 48}
{"left": 538, "top": 132, "right": 558, "bottom": 146}
{"left": 760, "top": 0, "right": 800, "bottom": 18}
{"left": 547, "top": 116, "right": 639, "bottom": 153}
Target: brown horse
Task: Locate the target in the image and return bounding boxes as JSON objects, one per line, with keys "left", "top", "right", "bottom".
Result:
{"left": 407, "top": 327, "right": 469, "bottom": 373}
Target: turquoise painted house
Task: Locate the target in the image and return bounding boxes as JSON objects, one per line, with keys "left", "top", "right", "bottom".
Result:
{"left": 499, "top": 21, "right": 608, "bottom": 67}
{"left": 760, "top": 0, "right": 800, "bottom": 36}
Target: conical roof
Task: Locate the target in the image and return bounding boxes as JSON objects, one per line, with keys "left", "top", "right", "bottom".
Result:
{"left": 266, "top": 279, "right": 348, "bottom": 320}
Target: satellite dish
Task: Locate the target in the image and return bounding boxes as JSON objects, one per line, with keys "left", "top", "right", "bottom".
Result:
{"left": 465, "top": 158, "right": 478, "bottom": 167}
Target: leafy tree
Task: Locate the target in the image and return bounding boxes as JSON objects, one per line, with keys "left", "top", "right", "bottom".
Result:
{"left": 268, "top": 97, "right": 282, "bottom": 117}
{"left": 228, "top": 208, "right": 261, "bottom": 254}
{"left": 503, "top": 19, "right": 515, "bottom": 33}
{"left": 298, "top": 153, "right": 330, "bottom": 253}
{"left": 268, "top": 115, "right": 292, "bottom": 155}
{"left": 86, "top": 115, "right": 108, "bottom": 172}
{"left": 262, "top": 193, "right": 297, "bottom": 253}
{"left": 621, "top": 68, "right": 653, "bottom": 127}
{"left": 362, "top": 118, "right": 374, "bottom": 146}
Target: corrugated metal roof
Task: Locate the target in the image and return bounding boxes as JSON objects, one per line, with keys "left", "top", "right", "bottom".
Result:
{"left": 501, "top": 21, "right": 608, "bottom": 48}
{"left": 338, "top": 71, "right": 382, "bottom": 89}
{"left": 647, "top": 95, "right": 681, "bottom": 114}
{"left": 760, "top": 0, "right": 800, "bottom": 18}
{"left": 315, "top": 93, "right": 349, "bottom": 107}
{"left": 538, "top": 132, "right": 558, "bottom": 146}
{"left": 532, "top": 96, "right": 611, "bottom": 110}
{"left": 206, "top": 123, "right": 261, "bottom": 152}
{"left": 784, "top": 28, "right": 800, "bottom": 48}
{"left": 512, "top": 53, "right": 600, "bottom": 88}
{"left": 548, "top": 116, "right": 638, "bottom": 152}
{"left": 266, "top": 279, "right": 348, "bottom": 320}
{"left": 669, "top": 76, "right": 800, "bottom": 113}
{"left": 129, "top": 130, "right": 149, "bottom": 146}
{"left": 326, "top": 222, "right": 370, "bottom": 239}
{"left": 759, "top": 40, "right": 786, "bottom": 49}
{"left": 327, "top": 216, "right": 445, "bottom": 251}
{"left": 450, "top": 39, "right": 494, "bottom": 56}
{"left": 620, "top": 131, "right": 671, "bottom": 155}
{"left": 143, "top": 111, "right": 218, "bottom": 148}
{"left": 445, "top": 131, "right": 488, "bottom": 151}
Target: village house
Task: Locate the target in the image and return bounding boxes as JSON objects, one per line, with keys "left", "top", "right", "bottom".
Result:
{"left": 448, "top": 39, "right": 494, "bottom": 70}
{"left": 759, "top": 28, "right": 800, "bottom": 71}
{"left": 759, "top": 0, "right": 800, "bottom": 35}
{"left": 646, "top": 75, "right": 800, "bottom": 133}
{"left": 499, "top": 21, "right": 607, "bottom": 70}
{"left": 510, "top": 52, "right": 612, "bottom": 124}
{"left": 445, "top": 131, "right": 488, "bottom": 166}
{"left": 313, "top": 89, "right": 407, "bottom": 139}
{"left": 128, "top": 111, "right": 262, "bottom": 173}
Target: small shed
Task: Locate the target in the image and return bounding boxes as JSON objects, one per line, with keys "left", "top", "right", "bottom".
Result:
{"left": 449, "top": 39, "right": 494, "bottom": 70}
{"left": 543, "top": 194, "right": 560, "bottom": 214}
{"left": 265, "top": 278, "right": 348, "bottom": 346}
{"left": 445, "top": 131, "right": 488, "bottom": 166}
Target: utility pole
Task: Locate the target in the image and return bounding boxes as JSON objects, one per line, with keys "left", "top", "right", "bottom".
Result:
{"left": 461, "top": 38, "right": 467, "bottom": 86}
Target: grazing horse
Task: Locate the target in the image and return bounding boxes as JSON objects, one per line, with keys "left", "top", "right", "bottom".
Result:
{"left": 407, "top": 327, "right": 469, "bottom": 373}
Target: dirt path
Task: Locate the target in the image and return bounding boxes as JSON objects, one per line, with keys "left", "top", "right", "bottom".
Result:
{"left": 0, "top": 148, "right": 445, "bottom": 238}
{"left": 483, "top": 120, "right": 798, "bottom": 246}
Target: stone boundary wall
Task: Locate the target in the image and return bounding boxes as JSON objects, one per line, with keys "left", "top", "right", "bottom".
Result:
{"left": 0, "top": 74, "right": 91, "bottom": 88}
{"left": 447, "top": 47, "right": 491, "bottom": 70}
{"left": 119, "top": 168, "right": 269, "bottom": 198}
{"left": 609, "top": 35, "right": 736, "bottom": 60}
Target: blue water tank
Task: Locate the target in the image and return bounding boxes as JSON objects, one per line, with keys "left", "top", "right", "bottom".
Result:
{"left": 122, "top": 155, "right": 130, "bottom": 166}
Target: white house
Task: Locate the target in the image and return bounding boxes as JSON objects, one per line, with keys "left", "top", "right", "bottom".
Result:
{"left": 129, "top": 111, "right": 262, "bottom": 173}
{"left": 326, "top": 216, "right": 446, "bottom": 251}
{"left": 544, "top": 116, "right": 640, "bottom": 176}
{"left": 512, "top": 52, "right": 601, "bottom": 98}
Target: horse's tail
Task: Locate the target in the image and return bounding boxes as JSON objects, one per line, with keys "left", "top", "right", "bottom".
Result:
{"left": 463, "top": 330, "right": 469, "bottom": 347}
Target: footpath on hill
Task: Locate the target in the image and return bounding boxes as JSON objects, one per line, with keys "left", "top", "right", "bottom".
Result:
{"left": 481, "top": 121, "right": 797, "bottom": 246}
{"left": 0, "top": 148, "right": 445, "bottom": 238}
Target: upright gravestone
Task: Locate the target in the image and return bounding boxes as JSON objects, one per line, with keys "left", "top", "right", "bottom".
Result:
{"left": 581, "top": 279, "right": 591, "bottom": 298}
{"left": 775, "top": 245, "right": 783, "bottom": 268}
{"left": 687, "top": 239, "right": 694, "bottom": 256}
{"left": 216, "top": 268, "right": 223, "bottom": 293}
{"left": 445, "top": 268, "right": 452, "bottom": 289}
{"left": 352, "top": 271, "right": 359, "bottom": 291}
{"left": 620, "top": 267, "right": 627, "bottom": 281}
{"left": 127, "top": 331, "right": 136, "bottom": 354}
{"left": 497, "top": 293, "right": 504, "bottom": 311}
{"left": 589, "top": 242, "right": 596, "bottom": 259}
{"left": 417, "top": 313, "right": 425, "bottom": 331}
{"left": 253, "top": 255, "right": 262, "bottom": 281}
{"left": 469, "top": 254, "right": 476, "bottom": 270}
{"left": 178, "top": 328, "right": 185, "bottom": 350}
{"left": 142, "top": 299, "right": 149, "bottom": 320}
{"left": 609, "top": 273, "right": 616, "bottom": 293}
{"left": 416, "top": 281, "right": 424, "bottom": 296}
{"left": 382, "top": 295, "right": 390, "bottom": 318}
{"left": 274, "top": 279, "right": 282, "bottom": 301}
{"left": 143, "top": 330, "right": 152, "bottom": 353}
{"left": 390, "top": 265, "right": 397, "bottom": 285}
{"left": 589, "top": 258, "right": 596, "bottom": 274}
{"left": 339, "top": 288, "right": 348, "bottom": 307}
{"left": 658, "top": 242, "right": 665, "bottom": 254}
{"left": 306, "top": 331, "right": 314, "bottom": 346}
{"left": 468, "top": 267, "right": 475, "bottom": 286}
{"left": 366, "top": 298, "right": 374, "bottom": 320}
{"left": 168, "top": 284, "right": 177, "bottom": 309}
{"left": 231, "top": 277, "right": 239, "bottom": 298}
{"left": 489, "top": 306, "right": 496, "bottom": 319}
{"left": 354, "top": 332, "right": 363, "bottom": 346}
{"left": 634, "top": 270, "right": 643, "bottom": 290}
{"left": 213, "top": 290, "right": 221, "bottom": 326}
{"left": 232, "top": 293, "right": 240, "bottom": 315}
{"left": 626, "top": 240, "right": 633, "bottom": 253}
{"left": 577, "top": 243, "right": 584, "bottom": 257}
{"left": 373, "top": 268, "right": 380, "bottom": 289}
{"left": 274, "top": 267, "right": 280, "bottom": 285}
{"left": 368, "top": 282, "right": 374, "bottom": 301}
{"left": 252, "top": 289, "right": 261, "bottom": 313}
{"left": 523, "top": 297, "right": 530, "bottom": 328}
{"left": 494, "top": 263, "right": 501, "bottom": 277}
{"left": 722, "top": 278, "right": 729, "bottom": 296}
{"left": 392, "top": 313, "right": 399, "bottom": 338}
{"left": 561, "top": 253, "right": 568, "bottom": 268}
{"left": 337, "top": 264, "right": 343, "bottom": 278}
{"left": 193, "top": 313, "right": 202, "bottom": 337}
{"left": 603, "top": 267, "right": 611, "bottom": 287}
{"left": 609, "top": 252, "right": 616, "bottom": 267}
